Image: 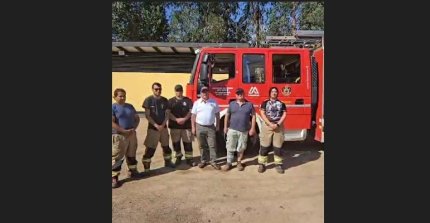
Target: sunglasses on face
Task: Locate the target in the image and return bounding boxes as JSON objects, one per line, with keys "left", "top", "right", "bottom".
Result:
{"left": 153, "top": 88, "right": 162, "bottom": 91}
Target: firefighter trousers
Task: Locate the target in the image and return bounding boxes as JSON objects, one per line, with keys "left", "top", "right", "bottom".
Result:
{"left": 112, "top": 133, "right": 138, "bottom": 177}
{"left": 170, "top": 128, "right": 194, "bottom": 160}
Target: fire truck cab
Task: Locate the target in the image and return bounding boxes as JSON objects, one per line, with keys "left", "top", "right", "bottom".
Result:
{"left": 186, "top": 35, "right": 324, "bottom": 146}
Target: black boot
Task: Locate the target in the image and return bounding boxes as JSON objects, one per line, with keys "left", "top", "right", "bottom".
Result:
{"left": 186, "top": 159, "right": 197, "bottom": 167}
{"left": 143, "top": 161, "right": 151, "bottom": 175}
{"left": 175, "top": 155, "right": 183, "bottom": 166}
{"left": 164, "top": 159, "right": 176, "bottom": 168}
{"left": 127, "top": 169, "right": 140, "bottom": 178}
{"left": 112, "top": 176, "right": 120, "bottom": 188}
{"left": 275, "top": 165, "right": 285, "bottom": 174}
{"left": 258, "top": 164, "right": 266, "bottom": 173}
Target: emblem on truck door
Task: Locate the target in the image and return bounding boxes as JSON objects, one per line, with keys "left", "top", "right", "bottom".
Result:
{"left": 282, "top": 86, "right": 292, "bottom": 96}
{"left": 248, "top": 87, "right": 260, "bottom": 96}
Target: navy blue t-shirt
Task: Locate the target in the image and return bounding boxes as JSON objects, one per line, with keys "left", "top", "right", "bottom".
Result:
{"left": 228, "top": 101, "right": 255, "bottom": 132}
{"left": 142, "top": 95, "right": 169, "bottom": 130}
{"left": 168, "top": 96, "right": 193, "bottom": 129}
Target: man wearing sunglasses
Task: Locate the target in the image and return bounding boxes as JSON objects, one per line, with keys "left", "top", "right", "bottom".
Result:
{"left": 142, "top": 82, "right": 175, "bottom": 174}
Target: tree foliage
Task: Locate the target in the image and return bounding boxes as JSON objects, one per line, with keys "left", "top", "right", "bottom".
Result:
{"left": 112, "top": 1, "right": 324, "bottom": 42}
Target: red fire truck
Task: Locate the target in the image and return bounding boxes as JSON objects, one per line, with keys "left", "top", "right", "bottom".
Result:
{"left": 186, "top": 34, "right": 324, "bottom": 147}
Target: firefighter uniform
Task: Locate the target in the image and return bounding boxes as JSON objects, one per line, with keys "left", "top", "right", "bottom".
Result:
{"left": 168, "top": 91, "right": 195, "bottom": 166}
{"left": 258, "top": 98, "right": 287, "bottom": 173}
{"left": 142, "top": 95, "right": 174, "bottom": 172}
{"left": 112, "top": 103, "right": 139, "bottom": 180}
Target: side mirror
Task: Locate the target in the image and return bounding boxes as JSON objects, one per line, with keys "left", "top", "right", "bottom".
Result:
{"left": 200, "top": 54, "right": 214, "bottom": 85}
{"left": 202, "top": 54, "right": 215, "bottom": 64}
{"left": 202, "top": 54, "right": 209, "bottom": 63}
{"left": 200, "top": 64, "right": 209, "bottom": 84}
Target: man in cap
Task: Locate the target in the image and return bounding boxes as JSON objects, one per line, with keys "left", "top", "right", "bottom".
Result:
{"left": 168, "top": 84, "right": 197, "bottom": 167}
{"left": 191, "top": 86, "right": 221, "bottom": 170}
{"left": 222, "top": 88, "right": 256, "bottom": 171}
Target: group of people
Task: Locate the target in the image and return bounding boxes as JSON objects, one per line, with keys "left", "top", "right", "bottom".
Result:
{"left": 112, "top": 83, "right": 287, "bottom": 188}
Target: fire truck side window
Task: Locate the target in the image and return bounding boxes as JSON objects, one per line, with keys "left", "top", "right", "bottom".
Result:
{"left": 242, "top": 54, "right": 265, "bottom": 83}
{"left": 210, "top": 53, "right": 235, "bottom": 83}
{"left": 272, "top": 54, "right": 301, "bottom": 84}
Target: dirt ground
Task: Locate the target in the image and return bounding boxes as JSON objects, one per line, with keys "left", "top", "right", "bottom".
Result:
{"left": 112, "top": 116, "right": 324, "bottom": 223}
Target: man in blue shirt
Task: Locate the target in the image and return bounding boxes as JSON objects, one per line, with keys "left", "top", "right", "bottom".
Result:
{"left": 112, "top": 88, "right": 140, "bottom": 188}
{"left": 222, "top": 88, "right": 256, "bottom": 171}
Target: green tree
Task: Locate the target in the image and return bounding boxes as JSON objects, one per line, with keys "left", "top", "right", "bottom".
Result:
{"left": 112, "top": 1, "right": 324, "bottom": 43}
{"left": 168, "top": 2, "right": 239, "bottom": 42}
{"left": 238, "top": 2, "right": 269, "bottom": 46}
{"left": 219, "top": 2, "right": 241, "bottom": 42}
{"left": 168, "top": 3, "right": 200, "bottom": 42}
{"left": 300, "top": 2, "right": 324, "bottom": 30}
{"left": 266, "top": 2, "right": 302, "bottom": 36}
{"left": 112, "top": 2, "right": 168, "bottom": 41}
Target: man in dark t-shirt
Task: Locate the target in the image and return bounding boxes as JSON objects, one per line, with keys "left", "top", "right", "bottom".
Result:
{"left": 222, "top": 88, "right": 255, "bottom": 171}
{"left": 168, "top": 84, "right": 197, "bottom": 167}
{"left": 222, "top": 88, "right": 256, "bottom": 172}
{"left": 142, "top": 82, "right": 175, "bottom": 173}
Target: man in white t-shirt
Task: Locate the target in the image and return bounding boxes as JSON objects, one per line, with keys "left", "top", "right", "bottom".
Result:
{"left": 191, "top": 86, "right": 221, "bottom": 170}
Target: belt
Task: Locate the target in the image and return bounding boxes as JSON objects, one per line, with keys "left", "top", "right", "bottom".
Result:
{"left": 197, "top": 123, "right": 214, "bottom": 127}
{"left": 265, "top": 121, "right": 281, "bottom": 127}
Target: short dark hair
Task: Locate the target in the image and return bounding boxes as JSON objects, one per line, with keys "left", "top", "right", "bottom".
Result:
{"left": 113, "top": 88, "right": 126, "bottom": 97}
{"left": 174, "top": 84, "right": 183, "bottom": 92}
{"left": 152, "top": 82, "right": 162, "bottom": 89}
{"left": 235, "top": 88, "right": 244, "bottom": 95}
